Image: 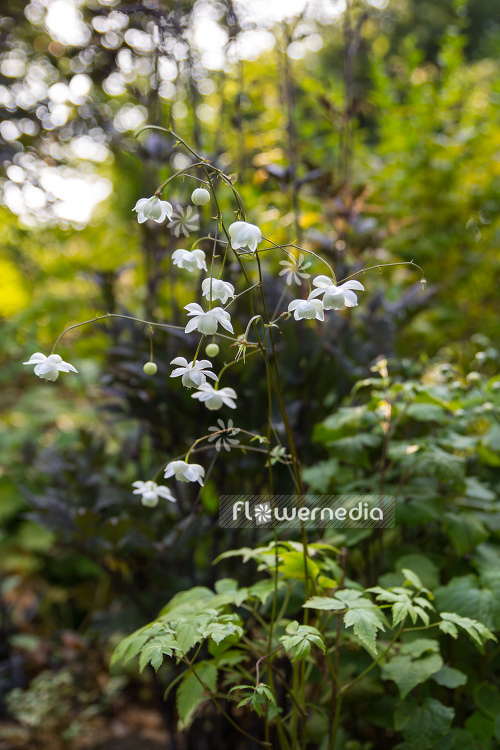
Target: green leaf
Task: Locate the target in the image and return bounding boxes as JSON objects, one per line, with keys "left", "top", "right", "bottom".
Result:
{"left": 439, "top": 612, "right": 496, "bottom": 647}
{"left": 399, "top": 639, "right": 439, "bottom": 659}
{"left": 280, "top": 625, "right": 325, "bottom": 660}
{"left": 395, "top": 555, "right": 440, "bottom": 590}
{"left": 382, "top": 653, "right": 444, "bottom": 698}
{"left": 110, "top": 623, "right": 166, "bottom": 669}
{"left": 172, "top": 618, "right": 202, "bottom": 655}
{"left": 401, "top": 568, "right": 424, "bottom": 591}
{"left": 279, "top": 551, "right": 320, "bottom": 581}
{"left": 138, "top": 636, "right": 177, "bottom": 672}
{"left": 214, "top": 578, "right": 249, "bottom": 606}
{"left": 407, "top": 403, "right": 447, "bottom": 422}
{"left": 199, "top": 616, "right": 244, "bottom": 646}
{"left": 343, "top": 607, "right": 386, "bottom": 654}
{"left": 303, "top": 596, "right": 346, "bottom": 611}
{"left": 302, "top": 459, "right": 339, "bottom": 492}
{"left": 176, "top": 662, "right": 217, "bottom": 730}
{"left": 435, "top": 575, "right": 496, "bottom": 629}
{"left": 400, "top": 698, "right": 455, "bottom": 749}
{"left": 465, "top": 711, "right": 495, "bottom": 741}
{"left": 432, "top": 666, "right": 467, "bottom": 688}
{"left": 247, "top": 579, "right": 282, "bottom": 605}
{"left": 159, "top": 587, "right": 216, "bottom": 618}
{"left": 473, "top": 683, "right": 500, "bottom": 719}
{"left": 443, "top": 513, "right": 489, "bottom": 556}
{"left": 413, "top": 448, "right": 465, "bottom": 487}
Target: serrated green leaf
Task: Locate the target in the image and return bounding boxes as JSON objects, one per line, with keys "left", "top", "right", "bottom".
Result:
{"left": 439, "top": 612, "right": 496, "bottom": 647}
{"left": 280, "top": 625, "right": 325, "bottom": 660}
{"left": 176, "top": 662, "right": 217, "bottom": 730}
{"left": 303, "top": 596, "right": 346, "bottom": 611}
{"left": 172, "top": 618, "right": 202, "bottom": 655}
{"left": 402, "top": 568, "right": 424, "bottom": 590}
{"left": 343, "top": 607, "right": 386, "bottom": 654}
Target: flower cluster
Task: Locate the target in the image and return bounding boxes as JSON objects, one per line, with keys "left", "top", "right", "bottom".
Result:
{"left": 24, "top": 171, "right": 375, "bottom": 511}
{"left": 288, "top": 278, "right": 364, "bottom": 320}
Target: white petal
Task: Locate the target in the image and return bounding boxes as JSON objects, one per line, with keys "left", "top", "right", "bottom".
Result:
{"left": 170, "top": 357, "right": 188, "bottom": 367}
{"left": 343, "top": 290, "right": 358, "bottom": 307}
{"left": 37, "top": 362, "right": 55, "bottom": 374}
{"left": 312, "top": 275, "right": 333, "bottom": 288}
{"left": 184, "top": 318, "right": 199, "bottom": 334}
{"left": 341, "top": 280, "right": 364, "bottom": 291}
{"left": 185, "top": 303, "right": 204, "bottom": 314}
{"left": 307, "top": 288, "right": 324, "bottom": 300}
{"left": 218, "top": 317, "right": 234, "bottom": 333}
{"left": 23, "top": 352, "right": 47, "bottom": 364}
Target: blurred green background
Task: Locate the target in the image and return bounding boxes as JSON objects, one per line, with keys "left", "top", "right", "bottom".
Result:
{"left": 0, "top": 0, "right": 500, "bottom": 747}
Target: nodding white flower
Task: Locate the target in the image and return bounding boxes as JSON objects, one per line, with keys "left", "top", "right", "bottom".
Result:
{"left": 184, "top": 304, "right": 234, "bottom": 335}
{"left": 170, "top": 357, "right": 218, "bottom": 388}
{"left": 132, "top": 480, "right": 176, "bottom": 508}
{"left": 192, "top": 383, "right": 237, "bottom": 410}
{"left": 308, "top": 276, "right": 364, "bottom": 310}
{"left": 23, "top": 352, "right": 78, "bottom": 381}
{"left": 191, "top": 187, "right": 211, "bottom": 206}
{"left": 164, "top": 460, "right": 205, "bottom": 485}
{"left": 172, "top": 248, "right": 207, "bottom": 272}
{"left": 228, "top": 221, "right": 262, "bottom": 253}
{"left": 279, "top": 253, "right": 312, "bottom": 286}
{"left": 201, "top": 278, "right": 235, "bottom": 304}
{"left": 288, "top": 298, "right": 325, "bottom": 321}
{"left": 133, "top": 196, "right": 173, "bottom": 224}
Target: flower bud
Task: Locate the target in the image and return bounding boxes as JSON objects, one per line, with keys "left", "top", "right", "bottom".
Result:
{"left": 191, "top": 188, "right": 211, "bottom": 206}
{"left": 143, "top": 362, "right": 158, "bottom": 375}
{"left": 205, "top": 343, "right": 219, "bottom": 357}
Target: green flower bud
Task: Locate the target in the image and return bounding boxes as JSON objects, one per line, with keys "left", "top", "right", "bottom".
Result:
{"left": 205, "top": 343, "right": 219, "bottom": 358}
{"left": 191, "top": 188, "right": 211, "bottom": 206}
{"left": 143, "top": 362, "right": 158, "bottom": 375}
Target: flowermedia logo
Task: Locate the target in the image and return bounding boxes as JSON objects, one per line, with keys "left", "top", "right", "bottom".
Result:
{"left": 219, "top": 495, "right": 395, "bottom": 529}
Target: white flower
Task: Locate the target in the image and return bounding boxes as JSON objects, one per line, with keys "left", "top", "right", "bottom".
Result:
{"left": 164, "top": 460, "right": 205, "bottom": 485}
{"left": 172, "top": 248, "right": 207, "bottom": 272}
{"left": 184, "top": 303, "right": 234, "bottom": 335}
{"left": 288, "top": 298, "right": 325, "bottom": 321}
{"left": 192, "top": 383, "right": 237, "bottom": 410}
{"left": 23, "top": 352, "right": 78, "bottom": 382}
{"left": 279, "top": 253, "right": 312, "bottom": 285}
{"left": 308, "top": 276, "right": 364, "bottom": 310}
{"left": 133, "top": 196, "right": 173, "bottom": 224}
{"left": 208, "top": 418, "right": 240, "bottom": 452}
{"left": 228, "top": 221, "right": 262, "bottom": 253}
{"left": 191, "top": 188, "right": 211, "bottom": 205}
{"left": 201, "top": 278, "right": 235, "bottom": 304}
{"left": 168, "top": 206, "right": 200, "bottom": 237}
{"left": 170, "top": 357, "right": 218, "bottom": 388}
{"left": 132, "top": 480, "right": 176, "bottom": 508}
